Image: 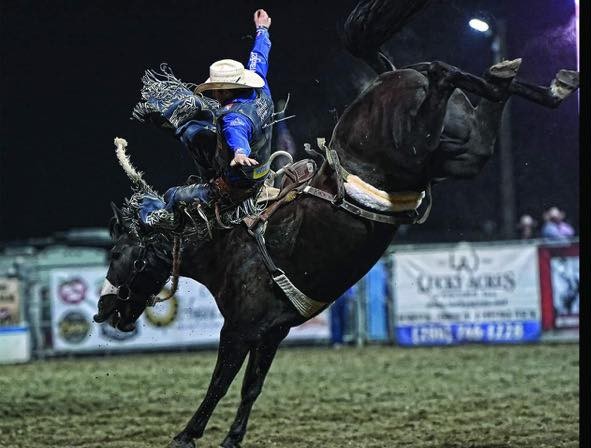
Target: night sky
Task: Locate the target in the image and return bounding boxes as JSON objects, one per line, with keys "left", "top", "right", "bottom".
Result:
{"left": 0, "top": 0, "right": 579, "bottom": 242}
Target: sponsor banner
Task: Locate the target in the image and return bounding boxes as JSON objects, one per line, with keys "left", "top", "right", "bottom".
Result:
{"left": 0, "top": 278, "right": 21, "bottom": 326}
{"left": 49, "top": 267, "right": 329, "bottom": 352}
{"left": 286, "top": 310, "right": 330, "bottom": 340}
{"left": 538, "top": 243, "right": 579, "bottom": 331}
{"left": 50, "top": 267, "right": 223, "bottom": 352}
{"left": 392, "top": 243, "right": 541, "bottom": 346}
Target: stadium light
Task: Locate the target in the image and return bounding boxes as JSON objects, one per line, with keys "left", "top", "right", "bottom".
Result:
{"left": 469, "top": 18, "right": 490, "bottom": 33}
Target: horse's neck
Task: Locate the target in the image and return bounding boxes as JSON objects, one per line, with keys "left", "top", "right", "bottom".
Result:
{"left": 178, "top": 241, "right": 220, "bottom": 292}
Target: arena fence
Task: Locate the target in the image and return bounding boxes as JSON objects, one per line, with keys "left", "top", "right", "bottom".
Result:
{"left": 0, "top": 238, "right": 579, "bottom": 362}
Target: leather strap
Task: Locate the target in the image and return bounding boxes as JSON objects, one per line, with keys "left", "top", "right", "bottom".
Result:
{"left": 249, "top": 222, "right": 328, "bottom": 318}
{"left": 250, "top": 224, "right": 281, "bottom": 275}
{"left": 301, "top": 186, "right": 418, "bottom": 225}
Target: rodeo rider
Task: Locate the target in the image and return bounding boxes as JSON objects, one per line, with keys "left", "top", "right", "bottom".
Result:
{"left": 133, "top": 9, "right": 274, "bottom": 227}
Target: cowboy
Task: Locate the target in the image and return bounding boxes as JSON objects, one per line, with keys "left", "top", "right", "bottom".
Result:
{"left": 133, "top": 9, "right": 273, "bottom": 227}
{"left": 540, "top": 206, "right": 575, "bottom": 241}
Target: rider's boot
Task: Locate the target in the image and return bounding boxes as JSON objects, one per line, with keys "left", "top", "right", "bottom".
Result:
{"left": 144, "top": 183, "right": 215, "bottom": 230}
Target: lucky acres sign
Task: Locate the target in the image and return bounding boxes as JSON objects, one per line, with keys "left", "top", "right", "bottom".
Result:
{"left": 391, "top": 242, "right": 542, "bottom": 346}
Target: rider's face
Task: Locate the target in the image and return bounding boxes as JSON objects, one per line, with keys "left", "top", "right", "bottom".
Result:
{"left": 210, "top": 89, "right": 233, "bottom": 103}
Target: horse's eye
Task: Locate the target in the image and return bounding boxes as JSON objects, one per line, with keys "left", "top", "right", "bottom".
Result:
{"left": 111, "top": 251, "right": 122, "bottom": 260}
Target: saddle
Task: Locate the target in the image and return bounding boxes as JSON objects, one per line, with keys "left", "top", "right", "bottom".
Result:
{"left": 244, "top": 158, "right": 317, "bottom": 228}
{"left": 175, "top": 156, "right": 318, "bottom": 240}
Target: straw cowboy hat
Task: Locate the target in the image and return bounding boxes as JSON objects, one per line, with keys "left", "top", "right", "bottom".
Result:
{"left": 194, "top": 59, "right": 264, "bottom": 93}
{"left": 544, "top": 206, "right": 565, "bottom": 221}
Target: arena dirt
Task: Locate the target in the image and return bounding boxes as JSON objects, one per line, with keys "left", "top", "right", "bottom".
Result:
{"left": 0, "top": 344, "right": 578, "bottom": 448}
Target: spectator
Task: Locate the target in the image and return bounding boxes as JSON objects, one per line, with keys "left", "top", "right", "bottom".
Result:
{"left": 517, "top": 214, "right": 537, "bottom": 239}
{"left": 540, "top": 206, "right": 575, "bottom": 241}
{"left": 330, "top": 286, "right": 355, "bottom": 348}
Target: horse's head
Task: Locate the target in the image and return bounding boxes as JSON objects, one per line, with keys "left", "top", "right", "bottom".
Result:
{"left": 94, "top": 202, "right": 173, "bottom": 332}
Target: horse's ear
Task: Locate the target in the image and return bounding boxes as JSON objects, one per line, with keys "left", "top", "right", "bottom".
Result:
{"left": 111, "top": 202, "right": 124, "bottom": 224}
{"left": 109, "top": 202, "right": 125, "bottom": 238}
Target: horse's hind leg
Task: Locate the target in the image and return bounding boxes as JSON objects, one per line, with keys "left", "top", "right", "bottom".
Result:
{"left": 429, "top": 92, "right": 507, "bottom": 180}
{"left": 428, "top": 63, "right": 517, "bottom": 180}
{"left": 402, "top": 62, "right": 458, "bottom": 155}
{"left": 402, "top": 59, "right": 514, "bottom": 156}
{"left": 408, "top": 61, "right": 579, "bottom": 108}
{"left": 171, "top": 326, "right": 250, "bottom": 448}
{"left": 220, "top": 327, "right": 289, "bottom": 448}
{"left": 509, "top": 70, "right": 580, "bottom": 108}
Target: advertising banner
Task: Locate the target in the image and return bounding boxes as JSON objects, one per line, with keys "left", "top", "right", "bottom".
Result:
{"left": 286, "top": 310, "right": 330, "bottom": 340}
{"left": 0, "top": 278, "right": 21, "bottom": 326}
{"left": 49, "top": 267, "right": 329, "bottom": 352}
{"left": 392, "top": 243, "right": 541, "bottom": 346}
{"left": 50, "top": 267, "right": 223, "bottom": 352}
{"left": 538, "top": 243, "right": 579, "bottom": 331}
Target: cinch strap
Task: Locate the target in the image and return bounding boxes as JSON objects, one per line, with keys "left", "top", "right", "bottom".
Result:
{"left": 250, "top": 223, "right": 328, "bottom": 319}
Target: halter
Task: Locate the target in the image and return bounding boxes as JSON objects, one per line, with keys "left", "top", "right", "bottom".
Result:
{"left": 115, "top": 243, "right": 148, "bottom": 302}
{"left": 101, "top": 235, "right": 181, "bottom": 306}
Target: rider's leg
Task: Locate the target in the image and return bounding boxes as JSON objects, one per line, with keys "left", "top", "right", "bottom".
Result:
{"left": 163, "top": 183, "right": 215, "bottom": 211}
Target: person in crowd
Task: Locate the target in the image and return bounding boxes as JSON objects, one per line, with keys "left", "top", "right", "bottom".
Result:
{"left": 517, "top": 214, "right": 537, "bottom": 239}
{"left": 330, "top": 286, "right": 355, "bottom": 348}
{"left": 540, "top": 206, "right": 575, "bottom": 241}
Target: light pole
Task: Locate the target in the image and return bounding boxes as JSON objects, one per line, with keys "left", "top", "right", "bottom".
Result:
{"left": 469, "top": 17, "right": 516, "bottom": 240}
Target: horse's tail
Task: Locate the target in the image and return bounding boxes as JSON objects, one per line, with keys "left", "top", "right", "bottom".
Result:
{"left": 343, "top": 0, "right": 432, "bottom": 74}
{"left": 114, "top": 137, "right": 159, "bottom": 196}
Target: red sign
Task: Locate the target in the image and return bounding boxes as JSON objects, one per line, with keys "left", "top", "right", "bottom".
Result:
{"left": 538, "top": 243, "right": 579, "bottom": 331}
{"left": 58, "top": 278, "right": 88, "bottom": 305}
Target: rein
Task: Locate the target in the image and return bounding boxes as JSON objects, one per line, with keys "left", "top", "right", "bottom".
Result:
{"left": 151, "top": 235, "right": 181, "bottom": 304}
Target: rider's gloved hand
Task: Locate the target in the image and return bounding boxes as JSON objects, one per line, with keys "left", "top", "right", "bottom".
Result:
{"left": 254, "top": 9, "right": 271, "bottom": 29}
{"left": 231, "top": 153, "right": 259, "bottom": 167}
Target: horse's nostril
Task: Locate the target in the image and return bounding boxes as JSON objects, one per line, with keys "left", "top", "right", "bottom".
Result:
{"left": 134, "top": 259, "right": 147, "bottom": 271}
{"left": 117, "top": 285, "right": 130, "bottom": 300}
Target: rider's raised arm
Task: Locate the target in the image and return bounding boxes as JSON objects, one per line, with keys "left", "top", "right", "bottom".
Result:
{"left": 248, "top": 9, "right": 272, "bottom": 96}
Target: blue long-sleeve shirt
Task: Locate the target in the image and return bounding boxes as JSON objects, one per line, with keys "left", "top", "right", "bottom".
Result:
{"left": 221, "top": 27, "right": 271, "bottom": 158}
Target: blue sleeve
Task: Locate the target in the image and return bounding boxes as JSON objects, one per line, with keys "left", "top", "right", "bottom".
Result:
{"left": 541, "top": 223, "right": 561, "bottom": 239}
{"left": 222, "top": 113, "right": 253, "bottom": 157}
{"left": 247, "top": 27, "right": 271, "bottom": 96}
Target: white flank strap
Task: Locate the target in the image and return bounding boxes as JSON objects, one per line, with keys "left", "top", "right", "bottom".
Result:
{"left": 273, "top": 273, "right": 327, "bottom": 318}
{"left": 344, "top": 174, "right": 425, "bottom": 212}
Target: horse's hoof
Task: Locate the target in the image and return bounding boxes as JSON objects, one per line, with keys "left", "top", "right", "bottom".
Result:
{"left": 489, "top": 58, "right": 522, "bottom": 79}
{"left": 169, "top": 439, "right": 195, "bottom": 448}
{"left": 220, "top": 437, "right": 241, "bottom": 448}
{"left": 551, "top": 69, "right": 579, "bottom": 99}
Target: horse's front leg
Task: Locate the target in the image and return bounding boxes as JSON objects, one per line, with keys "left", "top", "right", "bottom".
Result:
{"left": 220, "top": 327, "right": 289, "bottom": 448}
{"left": 171, "top": 325, "right": 250, "bottom": 448}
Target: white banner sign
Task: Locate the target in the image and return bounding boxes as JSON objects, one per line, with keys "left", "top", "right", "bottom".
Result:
{"left": 393, "top": 243, "right": 541, "bottom": 346}
{"left": 50, "top": 267, "right": 329, "bottom": 352}
{"left": 50, "top": 267, "right": 223, "bottom": 351}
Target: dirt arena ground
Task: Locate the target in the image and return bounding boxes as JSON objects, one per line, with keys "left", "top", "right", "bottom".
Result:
{"left": 0, "top": 344, "right": 578, "bottom": 448}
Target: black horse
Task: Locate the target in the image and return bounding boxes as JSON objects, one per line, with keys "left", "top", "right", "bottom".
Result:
{"left": 95, "top": 1, "right": 579, "bottom": 447}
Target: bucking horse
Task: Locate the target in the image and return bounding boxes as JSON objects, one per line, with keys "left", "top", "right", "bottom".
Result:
{"left": 94, "top": 1, "right": 579, "bottom": 447}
